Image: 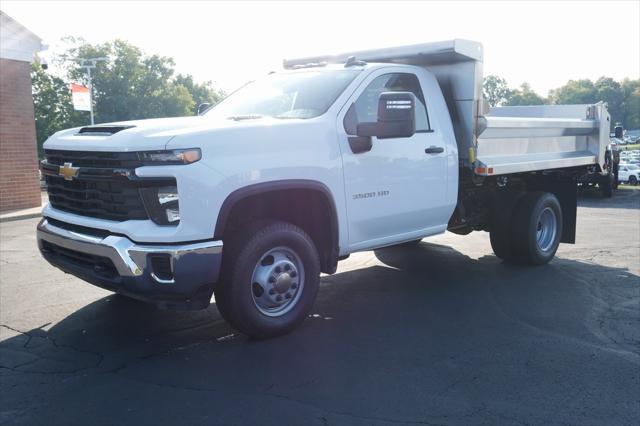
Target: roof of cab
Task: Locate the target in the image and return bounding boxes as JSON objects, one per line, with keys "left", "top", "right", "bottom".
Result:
{"left": 283, "top": 39, "right": 483, "bottom": 69}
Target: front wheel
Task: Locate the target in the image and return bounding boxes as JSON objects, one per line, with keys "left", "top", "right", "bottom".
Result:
{"left": 214, "top": 222, "right": 320, "bottom": 339}
{"left": 630, "top": 176, "right": 638, "bottom": 186}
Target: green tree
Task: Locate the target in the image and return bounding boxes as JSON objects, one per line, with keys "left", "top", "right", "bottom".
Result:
{"left": 175, "top": 74, "right": 225, "bottom": 113}
{"left": 505, "top": 82, "right": 546, "bottom": 106}
{"left": 483, "top": 75, "right": 511, "bottom": 107}
{"left": 594, "top": 77, "right": 624, "bottom": 124}
{"left": 31, "top": 39, "right": 225, "bottom": 154}
{"left": 549, "top": 77, "right": 640, "bottom": 128}
{"left": 621, "top": 79, "right": 640, "bottom": 130}
{"left": 549, "top": 79, "right": 596, "bottom": 105}
{"left": 31, "top": 62, "right": 85, "bottom": 156}
{"left": 62, "top": 39, "right": 196, "bottom": 123}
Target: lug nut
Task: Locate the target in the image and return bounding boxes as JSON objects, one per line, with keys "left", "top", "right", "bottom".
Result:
{"left": 290, "top": 271, "right": 297, "bottom": 278}
{"left": 268, "top": 276, "right": 275, "bottom": 283}
{"left": 269, "top": 288, "right": 275, "bottom": 295}
{"left": 285, "top": 293, "right": 292, "bottom": 299}
{"left": 291, "top": 283, "right": 297, "bottom": 289}
{"left": 276, "top": 295, "right": 283, "bottom": 302}
{"left": 275, "top": 266, "right": 281, "bottom": 273}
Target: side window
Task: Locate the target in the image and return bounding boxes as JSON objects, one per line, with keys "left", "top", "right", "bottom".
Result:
{"left": 344, "top": 72, "right": 431, "bottom": 135}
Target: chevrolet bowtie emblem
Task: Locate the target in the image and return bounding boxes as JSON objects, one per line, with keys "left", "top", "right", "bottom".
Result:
{"left": 59, "top": 162, "right": 79, "bottom": 181}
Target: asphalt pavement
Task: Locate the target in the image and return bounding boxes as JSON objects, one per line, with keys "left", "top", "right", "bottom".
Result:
{"left": 1, "top": 189, "right": 639, "bottom": 425}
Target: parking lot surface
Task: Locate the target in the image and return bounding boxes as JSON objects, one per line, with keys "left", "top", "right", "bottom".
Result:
{"left": 1, "top": 189, "right": 639, "bottom": 425}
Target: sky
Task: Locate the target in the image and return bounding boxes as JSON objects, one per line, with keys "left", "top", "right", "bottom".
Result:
{"left": 2, "top": 0, "right": 639, "bottom": 95}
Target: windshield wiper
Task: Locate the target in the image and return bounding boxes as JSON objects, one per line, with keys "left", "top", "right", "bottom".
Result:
{"left": 227, "top": 114, "right": 264, "bottom": 121}
{"left": 274, "top": 114, "right": 305, "bottom": 120}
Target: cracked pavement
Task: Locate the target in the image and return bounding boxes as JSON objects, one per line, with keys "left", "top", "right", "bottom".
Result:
{"left": 0, "top": 189, "right": 639, "bottom": 425}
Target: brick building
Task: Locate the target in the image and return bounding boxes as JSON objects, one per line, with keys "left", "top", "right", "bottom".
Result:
{"left": 0, "top": 11, "right": 45, "bottom": 211}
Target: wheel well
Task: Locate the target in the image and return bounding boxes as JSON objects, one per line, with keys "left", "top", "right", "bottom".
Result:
{"left": 215, "top": 182, "right": 339, "bottom": 274}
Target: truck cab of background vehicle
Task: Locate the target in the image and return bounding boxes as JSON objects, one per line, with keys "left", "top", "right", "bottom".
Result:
{"left": 37, "top": 40, "right": 612, "bottom": 338}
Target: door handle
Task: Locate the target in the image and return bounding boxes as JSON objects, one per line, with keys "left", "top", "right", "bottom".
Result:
{"left": 425, "top": 146, "right": 444, "bottom": 154}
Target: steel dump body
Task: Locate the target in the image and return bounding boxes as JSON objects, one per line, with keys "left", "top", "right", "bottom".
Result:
{"left": 284, "top": 39, "right": 610, "bottom": 176}
{"left": 477, "top": 104, "right": 609, "bottom": 176}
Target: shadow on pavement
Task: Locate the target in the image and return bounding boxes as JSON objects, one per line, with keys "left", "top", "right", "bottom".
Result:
{"left": 1, "top": 242, "right": 638, "bottom": 425}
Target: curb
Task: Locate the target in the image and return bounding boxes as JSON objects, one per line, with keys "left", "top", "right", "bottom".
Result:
{"left": 0, "top": 212, "right": 42, "bottom": 223}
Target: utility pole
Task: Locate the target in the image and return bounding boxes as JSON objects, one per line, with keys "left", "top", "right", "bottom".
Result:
{"left": 76, "top": 57, "right": 108, "bottom": 125}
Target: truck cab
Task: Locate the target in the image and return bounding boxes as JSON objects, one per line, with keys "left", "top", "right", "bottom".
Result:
{"left": 38, "top": 40, "right": 612, "bottom": 338}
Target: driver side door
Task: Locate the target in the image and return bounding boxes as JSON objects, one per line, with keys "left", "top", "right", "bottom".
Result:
{"left": 337, "top": 69, "right": 448, "bottom": 251}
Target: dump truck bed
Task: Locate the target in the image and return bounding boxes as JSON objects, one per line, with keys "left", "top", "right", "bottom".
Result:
{"left": 474, "top": 103, "right": 610, "bottom": 176}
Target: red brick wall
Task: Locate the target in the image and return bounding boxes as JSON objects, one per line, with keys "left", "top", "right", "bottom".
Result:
{"left": 0, "top": 57, "right": 41, "bottom": 211}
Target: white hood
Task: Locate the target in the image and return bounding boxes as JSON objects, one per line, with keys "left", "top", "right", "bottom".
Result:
{"left": 43, "top": 115, "right": 326, "bottom": 158}
{"left": 43, "top": 116, "right": 209, "bottom": 152}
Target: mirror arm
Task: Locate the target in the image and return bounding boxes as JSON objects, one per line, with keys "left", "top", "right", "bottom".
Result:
{"left": 356, "top": 122, "right": 379, "bottom": 138}
{"left": 197, "top": 102, "right": 211, "bottom": 116}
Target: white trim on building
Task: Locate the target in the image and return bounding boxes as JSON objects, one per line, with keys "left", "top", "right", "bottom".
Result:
{"left": 0, "top": 11, "right": 45, "bottom": 63}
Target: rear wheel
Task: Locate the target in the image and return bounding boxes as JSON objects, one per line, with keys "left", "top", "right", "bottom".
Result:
{"left": 489, "top": 192, "right": 524, "bottom": 262}
{"left": 490, "top": 228, "right": 513, "bottom": 262}
{"left": 214, "top": 221, "right": 320, "bottom": 339}
{"left": 510, "top": 192, "right": 563, "bottom": 265}
{"left": 600, "top": 174, "right": 614, "bottom": 198}
{"left": 630, "top": 176, "right": 638, "bottom": 185}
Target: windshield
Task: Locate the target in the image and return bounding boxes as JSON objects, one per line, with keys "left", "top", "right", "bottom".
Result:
{"left": 627, "top": 164, "right": 639, "bottom": 170}
{"left": 204, "top": 69, "right": 360, "bottom": 120}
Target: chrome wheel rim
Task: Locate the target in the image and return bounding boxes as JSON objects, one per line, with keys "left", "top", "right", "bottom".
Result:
{"left": 250, "top": 246, "right": 304, "bottom": 317}
{"left": 536, "top": 207, "right": 557, "bottom": 252}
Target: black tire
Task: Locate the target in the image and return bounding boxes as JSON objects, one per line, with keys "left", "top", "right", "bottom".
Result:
{"left": 600, "top": 174, "right": 613, "bottom": 198}
{"left": 490, "top": 227, "right": 513, "bottom": 262}
{"left": 214, "top": 220, "right": 273, "bottom": 324}
{"left": 630, "top": 176, "right": 638, "bottom": 186}
{"left": 489, "top": 192, "right": 524, "bottom": 262}
{"left": 510, "top": 192, "right": 563, "bottom": 265}
{"left": 214, "top": 221, "right": 320, "bottom": 339}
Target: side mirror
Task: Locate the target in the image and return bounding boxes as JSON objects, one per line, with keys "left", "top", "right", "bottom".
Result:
{"left": 614, "top": 125, "right": 624, "bottom": 139}
{"left": 357, "top": 92, "right": 416, "bottom": 139}
{"left": 197, "top": 103, "right": 211, "bottom": 115}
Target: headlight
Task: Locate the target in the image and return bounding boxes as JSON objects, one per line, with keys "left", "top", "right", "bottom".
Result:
{"left": 140, "top": 183, "right": 180, "bottom": 225}
{"left": 139, "top": 149, "right": 201, "bottom": 165}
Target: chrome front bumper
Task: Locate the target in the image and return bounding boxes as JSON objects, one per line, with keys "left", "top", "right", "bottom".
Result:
{"left": 37, "top": 218, "right": 223, "bottom": 310}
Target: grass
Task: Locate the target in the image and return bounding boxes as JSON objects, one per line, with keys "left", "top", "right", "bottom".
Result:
{"left": 619, "top": 143, "right": 640, "bottom": 151}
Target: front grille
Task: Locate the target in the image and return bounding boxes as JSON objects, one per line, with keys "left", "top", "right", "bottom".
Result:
{"left": 41, "top": 240, "right": 118, "bottom": 279}
{"left": 44, "top": 150, "right": 150, "bottom": 221}
{"left": 45, "top": 175, "right": 148, "bottom": 221}
{"left": 45, "top": 149, "right": 143, "bottom": 168}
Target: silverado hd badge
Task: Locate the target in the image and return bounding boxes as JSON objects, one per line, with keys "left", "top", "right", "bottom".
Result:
{"left": 352, "top": 190, "right": 390, "bottom": 200}
{"left": 59, "top": 162, "right": 79, "bottom": 181}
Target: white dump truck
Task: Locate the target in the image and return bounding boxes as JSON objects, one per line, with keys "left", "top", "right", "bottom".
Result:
{"left": 38, "top": 40, "right": 613, "bottom": 338}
